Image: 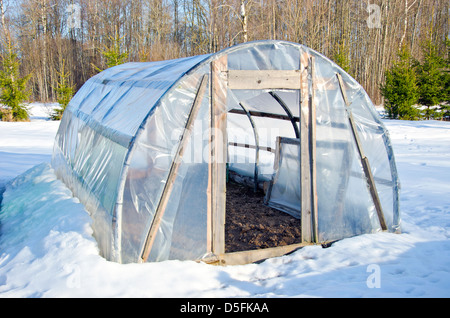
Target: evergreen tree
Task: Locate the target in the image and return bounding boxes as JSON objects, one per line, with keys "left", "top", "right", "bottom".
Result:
{"left": 381, "top": 46, "right": 420, "bottom": 120}
{"left": 445, "top": 38, "right": 450, "bottom": 100}
{"left": 102, "top": 35, "right": 128, "bottom": 68}
{"left": 0, "top": 36, "right": 31, "bottom": 122}
{"left": 415, "top": 39, "right": 445, "bottom": 119}
{"left": 94, "top": 29, "right": 129, "bottom": 72}
{"left": 441, "top": 38, "right": 450, "bottom": 120}
{"left": 52, "top": 60, "right": 74, "bottom": 120}
{"left": 333, "top": 40, "right": 351, "bottom": 75}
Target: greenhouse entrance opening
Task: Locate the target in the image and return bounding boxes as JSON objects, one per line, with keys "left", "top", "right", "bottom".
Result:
{"left": 225, "top": 92, "right": 304, "bottom": 253}
{"left": 213, "top": 50, "right": 315, "bottom": 263}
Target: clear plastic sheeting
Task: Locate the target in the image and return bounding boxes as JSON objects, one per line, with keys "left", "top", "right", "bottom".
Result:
{"left": 53, "top": 56, "right": 212, "bottom": 262}
{"left": 120, "top": 71, "right": 207, "bottom": 263}
{"left": 52, "top": 40, "right": 400, "bottom": 264}
{"left": 265, "top": 138, "right": 301, "bottom": 219}
{"left": 151, "top": 91, "right": 211, "bottom": 262}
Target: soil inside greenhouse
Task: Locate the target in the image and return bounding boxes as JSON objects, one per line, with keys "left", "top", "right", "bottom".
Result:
{"left": 225, "top": 180, "right": 302, "bottom": 253}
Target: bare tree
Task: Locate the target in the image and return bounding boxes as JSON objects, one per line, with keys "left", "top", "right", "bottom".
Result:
{"left": 0, "top": 0, "right": 447, "bottom": 104}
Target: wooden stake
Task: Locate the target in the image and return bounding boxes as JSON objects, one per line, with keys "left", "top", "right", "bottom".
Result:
{"left": 336, "top": 73, "right": 388, "bottom": 231}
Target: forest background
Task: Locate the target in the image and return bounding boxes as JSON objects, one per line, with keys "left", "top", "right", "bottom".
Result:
{"left": 0, "top": 0, "right": 448, "bottom": 116}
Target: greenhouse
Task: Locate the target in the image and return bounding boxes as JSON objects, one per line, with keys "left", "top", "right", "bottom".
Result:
{"left": 52, "top": 40, "right": 400, "bottom": 265}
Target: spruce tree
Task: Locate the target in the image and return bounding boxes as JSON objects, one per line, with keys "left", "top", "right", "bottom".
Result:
{"left": 102, "top": 34, "right": 129, "bottom": 68}
{"left": 441, "top": 38, "right": 450, "bottom": 119}
{"left": 93, "top": 29, "right": 129, "bottom": 72}
{"left": 0, "top": 37, "right": 31, "bottom": 122}
{"left": 415, "top": 40, "right": 445, "bottom": 119}
{"left": 52, "top": 60, "right": 74, "bottom": 120}
{"left": 446, "top": 38, "right": 450, "bottom": 102}
{"left": 381, "top": 46, "right": 420, "bottom": 120}
{"left": 333, "top": 41, "right": 351, "bottom": 75}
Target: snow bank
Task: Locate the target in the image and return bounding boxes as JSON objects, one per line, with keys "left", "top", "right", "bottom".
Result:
{"left": 0, "top": 104, "right": 449, "bottom": 298}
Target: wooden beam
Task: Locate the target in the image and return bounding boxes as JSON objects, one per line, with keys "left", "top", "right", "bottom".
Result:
{"left": 300, "top": 52, "right": 313, "bottom": 243}
{"left": 209, "top": 56, "right": 228, "bottom": 256}
{"left": 336, "top": 73, "right": 388, "bottom": 231}
{"left": 228, "top": 70, "right": 301, "bottom": 90}
{"left": 309, "top": 56, "right": 319, "bottom": 243}
{"left": 140, "top": 74, "right": 210, "bottom": 262}
{"left": 201, "top": 242, "right": 314, "bottom": 266}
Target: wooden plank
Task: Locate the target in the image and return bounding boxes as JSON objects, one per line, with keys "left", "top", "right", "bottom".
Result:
{"left": 140, "top": 74, "right": 210, "bottom": 262}
{"left": 362, "top": 157, "right": 388, "bottom": 230}
{"left": 201, "top": 242, "right": 313, "bottom": 266}
{"left": 336, "top": 73, "right": 388, "bottom": 231}
{"left": 209, "top": 56, "right": 228, "bottom": 256}
{"left": 300, "top": 52, "right": 312, "bottom": 243}
{"left": 309, "top": 56, "right": 319, "bottom": 243}
{"left": 228, "top": 70, "right": 301, "bottom": 90}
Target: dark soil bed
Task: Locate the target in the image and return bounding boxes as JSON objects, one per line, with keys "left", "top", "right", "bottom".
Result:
{"left": 225, "top": 180, "right": 302, "bottom": 253}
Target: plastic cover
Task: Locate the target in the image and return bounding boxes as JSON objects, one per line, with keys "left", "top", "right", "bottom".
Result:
{"left": 53, "top": 55, "right": 212, "bottom": 261}
{"left": 52, "top": 40, "right": 400, "bottom": 263}
{"left": 266, "top": 138, "right": 301, "bottom": 219}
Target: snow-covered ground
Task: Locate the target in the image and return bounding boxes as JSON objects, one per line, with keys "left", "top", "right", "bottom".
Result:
{"left": 0, "top": 103, "right": 449, "bottom": 298}
{"left": 0, "top": 103, "right": 59, "bottom": 189}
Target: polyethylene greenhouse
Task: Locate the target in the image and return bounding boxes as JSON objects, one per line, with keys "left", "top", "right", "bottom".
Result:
{"left": 52, "top": 40, "right": 400, "bottom": 265}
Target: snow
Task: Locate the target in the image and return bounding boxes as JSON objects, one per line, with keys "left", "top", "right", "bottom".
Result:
{"left": 0, "top": 103, "right": 449, "bottom": 298}
{"left": 0, "top": 103, "right": 59, "bottom": 189}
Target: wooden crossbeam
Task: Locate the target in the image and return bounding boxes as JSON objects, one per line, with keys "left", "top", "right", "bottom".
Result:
{"left": 228, "top": 70, "right": 301, "bottom": 90}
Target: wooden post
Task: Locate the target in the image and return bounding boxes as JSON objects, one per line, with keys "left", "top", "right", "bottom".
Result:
{"left": 208, "top": 56, "right": 228, "bottom": 256}
{"left": 336, "top": 73, "right": 388, "bottom": 231}
{"left": 309, "top": 56, "right": 319, "bottom": 243}
{"left": 297, "top": 53, "right": 319, "bottom": 243}
{"left": 300, "top": 52, "right": 312, "bottom": 243}
{"left": 140, "top": 74, "right": 210, "bottom": 262}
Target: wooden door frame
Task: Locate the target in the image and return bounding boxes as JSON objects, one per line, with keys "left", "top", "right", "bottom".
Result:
{"left": 206, "top": 52, "right": 319, "bottom": 266}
